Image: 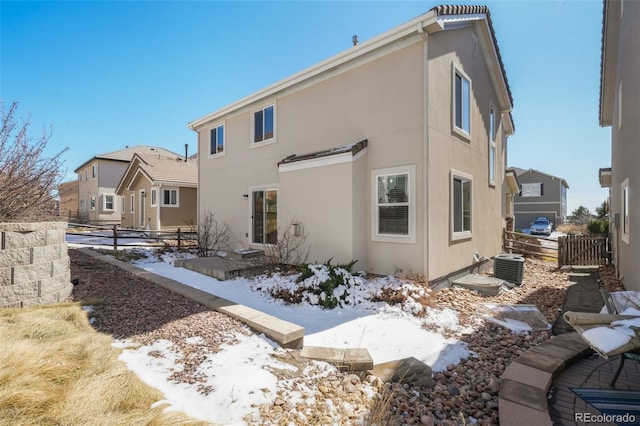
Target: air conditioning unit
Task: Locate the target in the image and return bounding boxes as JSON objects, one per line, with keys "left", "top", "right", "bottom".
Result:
{"left": 494, "top": 253, "right": 525, "bottom": 285}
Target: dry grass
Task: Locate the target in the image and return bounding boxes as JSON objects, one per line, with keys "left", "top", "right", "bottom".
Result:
{"left": 0, "top": 303, "right": 209, "bottom": 426}
{"left": 557, "top": 223, "right": 587, "bottom": 234}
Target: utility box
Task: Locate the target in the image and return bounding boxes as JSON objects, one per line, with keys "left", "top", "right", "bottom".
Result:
{"left": 494, "top": 253, "right": 525, "bottom": 286}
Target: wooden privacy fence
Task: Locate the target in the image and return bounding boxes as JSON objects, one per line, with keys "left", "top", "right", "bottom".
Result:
{"left": 503, "top": 230, "right": 558, "bottom": 260}
{"left": 557, "top": 234, "right": 609, "bottom": 267}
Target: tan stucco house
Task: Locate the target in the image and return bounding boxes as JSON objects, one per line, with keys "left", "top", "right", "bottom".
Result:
{"left": 74, "top": 146, "right": 178, "bottom": 225}
{"left": 599, "top": 0, "right": 639, "bottom": 291}
{"left": 115, "top": 152, "right": 198, "bottom": 231}
{"left": 188, "top": 5, "right": 515, "bottom": 280}
{"left": 58, "top": 179, "right": 78, "bottom": 221}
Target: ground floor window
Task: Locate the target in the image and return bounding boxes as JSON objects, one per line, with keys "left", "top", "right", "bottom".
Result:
{"left": 371, "top": 165, "right": 416, "bottom": 243}
{"left": 162, "top": 188, "right": 178, "bottom": 206}
{"left": 103, "top": 194, "right": 114, "bottom": 211}
{"left": 251, "top": 188, "right": 277, "bottom": 244}
{"left": 622, "top": 178, "right": 629, "bottom": 244}
{"left": 452, "top": 171, "right": 472, "bottom": 239}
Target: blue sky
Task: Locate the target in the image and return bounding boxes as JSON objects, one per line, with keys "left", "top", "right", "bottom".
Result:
{"left": 1, "top": 0, "right": 610, "bottom": 213}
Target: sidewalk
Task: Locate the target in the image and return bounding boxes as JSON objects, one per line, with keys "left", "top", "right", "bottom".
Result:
{"left": 499, "top": 269, "right": 640, "bottom": 426}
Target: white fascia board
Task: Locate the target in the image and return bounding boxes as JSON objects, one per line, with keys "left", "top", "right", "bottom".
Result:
{"left": 279, "top": 148, "right": 366, "bottom": 173}
{"left": 188, "top": 13, "right": 438, "bottom": 130}
{"left": 155, "top": 181, "right": 198, "bottom": 188}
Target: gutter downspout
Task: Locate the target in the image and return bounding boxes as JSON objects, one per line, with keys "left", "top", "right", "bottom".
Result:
{"left": 419, "top": 22, "right": 430, "bottom": 280}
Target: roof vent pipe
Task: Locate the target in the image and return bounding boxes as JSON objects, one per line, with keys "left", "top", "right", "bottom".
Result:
{"left": 352, "top": 35, "right": 358, "bottom": 46}
{"left": 184, "top": 143, "right": 188, "bottom": 161}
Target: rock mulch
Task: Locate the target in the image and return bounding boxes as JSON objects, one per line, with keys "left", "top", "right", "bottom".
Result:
{"left": 68, "top": 248, "right": 615, "bottom": 425}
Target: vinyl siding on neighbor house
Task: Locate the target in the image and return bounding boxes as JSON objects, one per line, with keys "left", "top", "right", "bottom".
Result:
{"left": 192, "top": 7, "right": 513, "bottom": 279}
{"left": 513, "top": 169, "right": 568, "bottom": 230}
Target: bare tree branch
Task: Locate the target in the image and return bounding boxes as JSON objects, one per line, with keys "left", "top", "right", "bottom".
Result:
{"left": 0, "top": 100, "right": 68, "bottom": 221}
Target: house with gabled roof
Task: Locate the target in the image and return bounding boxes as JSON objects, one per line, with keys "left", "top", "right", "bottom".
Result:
{"left": 511, "top": 167, "right": 569, "bottom": 231}
{"left": 115, "top": 152, "right": 198, "bottom": 231}
{"left": 599, "top": 0, "right": 639, "bottom": 291}
{"left": 188, "top": 5, "right": 516, "bottom": 280}
{"left": 74, "top": 145, "right": 180, "bottom": 225}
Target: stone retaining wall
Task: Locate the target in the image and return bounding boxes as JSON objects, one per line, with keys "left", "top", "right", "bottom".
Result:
{"left": 0, "top": 222, "right": 71, "bottom": 308}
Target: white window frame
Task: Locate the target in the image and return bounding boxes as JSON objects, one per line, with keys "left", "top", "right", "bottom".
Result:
{"left": 150, "top": 189, "right": 157, "bottom": 207}
{"left": 622, "top": 178, "right": 629, "bottom": 244}
{"left": 451, "top": 170, "right": 473, "bottom": 241}
{"left": 248, "top": 184, "right": 278, "bottom": 245}
{"left": 251, "top": 103, "right": 276, "bottom": 147}
{"left": 209, "top": 123, "right": 225, "bottom": 158}
{"left": 121, "top": 196, "right": 125, "bottom": 214}
{"left": 488, "top": 104, "right": 497, "bottom": 186}
{"left": 452, "top": 63, "right": 471, "bottom": 140}
{"left": 103, "top": 194, "right": 115, "bottom": 211}
{"left": 371, "top": 165, "right": 416, "bottom": 244}
{"left": 520, "top": 183, "right": 543, "bottom": 197}
{"left": 130, "top": 194, "right": 135, "bottom": 214}
{"left": 90, "top": 196, "right": 96, "bottom": 210}
{"left": 161, "top": 188, "right": 179, "bottom": 207}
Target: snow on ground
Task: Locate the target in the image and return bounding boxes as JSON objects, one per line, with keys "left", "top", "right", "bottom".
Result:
{"left": 67, "top": 239, "right": 477, "bottom": 424}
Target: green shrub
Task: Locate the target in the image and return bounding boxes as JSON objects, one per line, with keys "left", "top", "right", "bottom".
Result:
{"left": 296, "top": 259, "right": 362, "bottom": 309}
{"left": 587, "top": 219, "right": 609, "bottom": 235}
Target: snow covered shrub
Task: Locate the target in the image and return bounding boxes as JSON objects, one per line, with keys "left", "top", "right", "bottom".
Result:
{"left": 297, "top": 259, "right": 364, "bottom": 309}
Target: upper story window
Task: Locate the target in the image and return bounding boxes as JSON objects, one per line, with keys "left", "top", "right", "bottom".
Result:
{"left": 84, "top": 169, "right": 88, "bottom": 181}
{"left": 210, "top": 124, "right": 225, "bottom": 156}
{"left": 453, "top": 65, "right": 471, "bottom": 139}
{"left": 520, "top": 183, "right": 544, "bottom": 197}
{"left": 92, "top": 164, "right": 96, "bottom": 179}
{"left": 489, "top": 105, "right": 497, "bottom": 186}
{"left": 253, "top": 105, "right": 275, "bottom": 144}
{"left": 78, "top": 173, "right": 82, "bottom": 182}
{"left": 371, "top": 165, "right": 416, "bottom": 243}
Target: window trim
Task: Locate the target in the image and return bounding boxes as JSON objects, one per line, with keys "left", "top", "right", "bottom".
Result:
{"left": 621, "top": 178, "right": 630, "bottom": 244}
{"left": 150, "top": 188, "right": 157, "bottom": 207}
{"left": 92, "top": 164, "right": 96, "bottom": 179}
{"left": 248, "top": 184, "right": 279, "bottom": 246}
{"left": 371, "top": 164, "right": 416, "bottom": 244}
{"left": 130, "top": 194, "right": 135, "bottom": 214}
{"left": 452, "top": 63, "right": 472, "bottom": 140}
{"left": 209, "top": 123, "right": 225, "bottom": 158}
{"left": 90, "top": 196, "right": 96, "bottom": 210}
{"left": 251, "top": 103, "right": 277, "bottom": 148}
{"left": 121, "top": 196, "right": 125, "bottom": 214}
{"left": 103, "top": 194, "right": 115, "bottom": 212}
{"left": 161, "top": 188, "right": 179, "bottom": 207}
{"left": 451, "top": 170, "right": 473, "bottom": 241}
{"left": 488, "top": 104, "right": 497, "bottom": 187}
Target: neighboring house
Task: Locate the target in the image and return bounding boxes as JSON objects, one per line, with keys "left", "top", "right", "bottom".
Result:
{"left": 115, "top": 152, "right": 198, "bottom": 231}
{"left": 512, "top": 168, "right": 569, "bottom": 231}
{"left": 58, "top": 180, "right": 78, "bottom": 221}
{"left": 188, "top": 5, "right": 515, "bottom": 280}
{"left": 74, "top": 146, "right": 179, "bottom": 225}
{"left": 599, "top": 0, "right": 639, "bottom": 291}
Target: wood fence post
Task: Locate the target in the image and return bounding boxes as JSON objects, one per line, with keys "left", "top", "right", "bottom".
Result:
{"left": 177, "top": 228, "right": 181, "bottom": 250}
{"left": 113, "top": 225, "right": 118, "bottom": 252}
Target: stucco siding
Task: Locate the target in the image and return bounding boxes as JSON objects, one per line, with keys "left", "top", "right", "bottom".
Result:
{"left": 425, "top": 24, "right": 504, "bottom": 280}
{"left": 609, "top": 0, "right": 640, "bottom": 291}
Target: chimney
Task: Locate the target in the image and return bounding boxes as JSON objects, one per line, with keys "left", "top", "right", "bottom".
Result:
{"left": 184, "top": 143, "right": 188, "bottom": 161}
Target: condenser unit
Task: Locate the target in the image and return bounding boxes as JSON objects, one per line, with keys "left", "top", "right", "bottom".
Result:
{"left": 494, "top": 253, "right": 525, "bottom": 286}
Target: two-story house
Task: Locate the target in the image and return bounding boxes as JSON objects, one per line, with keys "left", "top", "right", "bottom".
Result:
{"left": 188, "top": 5, "right": 515, "bottom": 280}
{"left": 599, "top": 0, "right": 639, "bottom": 291}
{"left": 512, "top": 168, "right": 569, "bottom": 231}
{"left": 74, "top": 146, "right": 179, "bottom": 225}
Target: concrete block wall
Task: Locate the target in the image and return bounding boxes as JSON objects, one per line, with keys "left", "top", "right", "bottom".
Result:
{"left": 0, "top": 222, "right": 71, "bottom": 308}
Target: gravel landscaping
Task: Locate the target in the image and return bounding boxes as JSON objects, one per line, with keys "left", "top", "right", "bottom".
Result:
{"left": 68, "top": 247, "right": 622, "bottom": 425}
